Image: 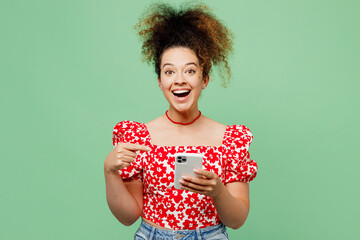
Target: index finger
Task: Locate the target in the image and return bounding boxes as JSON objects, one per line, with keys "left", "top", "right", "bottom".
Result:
{"left": 122, "top": 142, "right": 152, "bottom": 152}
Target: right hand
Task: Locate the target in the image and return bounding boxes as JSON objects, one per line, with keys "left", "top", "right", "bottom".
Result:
{"left": 104, "top": 142, "right": 151, "bottom": 174}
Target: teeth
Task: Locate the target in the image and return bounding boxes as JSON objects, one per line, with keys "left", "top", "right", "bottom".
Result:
{"left": 173, "top": 90, "right": 190, "bottom": 94}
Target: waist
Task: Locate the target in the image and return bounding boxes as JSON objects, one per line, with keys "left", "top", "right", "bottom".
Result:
{"left": 142, "top": 192, "right": 219, "bottom": 229}
{"left": 142, "top": 217, "right": 172, "bottom": 230}
{"left": 136, "top": 219, "right": 227, "bottom": 239}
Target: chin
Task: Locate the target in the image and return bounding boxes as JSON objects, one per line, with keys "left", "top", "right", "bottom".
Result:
{"left": 171, "top": 104, "right": 196, "bottom": 113}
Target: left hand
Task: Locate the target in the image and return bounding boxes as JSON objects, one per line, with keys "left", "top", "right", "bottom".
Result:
{"left": 179, "top": 168, "right": 225, "bottom": 198}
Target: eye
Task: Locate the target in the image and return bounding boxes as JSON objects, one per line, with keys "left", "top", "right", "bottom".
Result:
{"left": 187, "top": 69, "right": 196, "bottom": 74}
{"left": 165, "top": 70, "right": 174, "bottom": 75}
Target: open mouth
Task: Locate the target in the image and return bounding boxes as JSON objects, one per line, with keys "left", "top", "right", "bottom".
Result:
{"left": 172, "top": 90, "right": 191, "bottom": 97}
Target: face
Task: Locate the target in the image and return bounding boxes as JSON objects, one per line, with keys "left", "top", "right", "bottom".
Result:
{"left": 158, "top": 46, "right": 209, "bottom": 113}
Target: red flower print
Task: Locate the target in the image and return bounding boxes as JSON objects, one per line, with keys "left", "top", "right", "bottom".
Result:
{"left": 184, "top": 193, "right": 200, "bottom": 206}
{"left": 112, "top": 121, "right": 257, "bottom": 230}
{"left": 172, "top": 190, "right": 184, "bottom": 204}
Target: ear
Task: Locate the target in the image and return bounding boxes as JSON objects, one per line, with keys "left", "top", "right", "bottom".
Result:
{"left": 158, "top": 77, "right": 162, "bottom": 90}
{"left": 202, "top": 75, "right": 209, "bottom": 89}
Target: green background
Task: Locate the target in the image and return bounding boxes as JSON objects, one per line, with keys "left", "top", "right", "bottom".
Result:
{"left": 1, "top": 0, "right": 359, "bottom": 239}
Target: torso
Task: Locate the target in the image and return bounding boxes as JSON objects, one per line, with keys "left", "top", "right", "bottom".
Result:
{"left": 142, "top": 114, "right": 226, "bottom": 229}
{"left": 114, "top": 118, "right": 256, "bottom": 229}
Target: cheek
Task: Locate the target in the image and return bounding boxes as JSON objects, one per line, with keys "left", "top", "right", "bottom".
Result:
{"left": 193, "top": 80, "right": 204, "bottom": 89}
{"left": 159, "top": 78, "right": 172, "bottom": 89}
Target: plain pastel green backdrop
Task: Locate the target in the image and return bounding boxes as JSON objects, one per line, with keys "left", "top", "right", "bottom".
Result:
{"left": 1, "top": 0, "right": 359, "bottom": 239}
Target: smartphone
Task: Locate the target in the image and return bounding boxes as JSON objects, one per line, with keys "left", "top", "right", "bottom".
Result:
{"left": 174, "top": 153, "right": 203, "bottom": 189}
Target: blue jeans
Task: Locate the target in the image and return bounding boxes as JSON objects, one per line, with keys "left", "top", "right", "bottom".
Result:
{"left": 134, "top": 220, "right": 229, "bottom": 240}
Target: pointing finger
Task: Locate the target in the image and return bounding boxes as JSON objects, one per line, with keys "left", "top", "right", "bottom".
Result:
{"left": 122, "top": 142, "right": 152, "bottom": 152}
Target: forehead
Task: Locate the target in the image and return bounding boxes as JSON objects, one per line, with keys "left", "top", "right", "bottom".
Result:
{"left": 161, "top": 47, "right": 199, "bottom": 67}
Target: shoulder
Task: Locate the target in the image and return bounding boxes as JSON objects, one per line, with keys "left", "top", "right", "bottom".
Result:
{"left": 113, "top": 120, "right": 143, "bottom": 133}
{"left": 144, "top": 116, "right": 164, "bottom": 129}
{"left": 200, "top": 115, "right": 227, "bottom": 133}
{"left": 227, "top": 125, "right": 253, "bottom": 137}
{"left": 112, "top": 120, "right": 149, "bottom": 145}
{"left": 223, "top": 124, "right": 253, "bottom": 148}
{"left": 112, "top": 120, "right": 148, "bottom": 139}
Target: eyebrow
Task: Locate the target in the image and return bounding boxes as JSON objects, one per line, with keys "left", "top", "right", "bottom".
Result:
{"left": 162, "top": 62, "right": 198, "bottom": 69}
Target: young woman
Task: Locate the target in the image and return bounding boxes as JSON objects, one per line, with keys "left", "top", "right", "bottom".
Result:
{"left": 104, "top": 2, "right": 258, "bottom": 239}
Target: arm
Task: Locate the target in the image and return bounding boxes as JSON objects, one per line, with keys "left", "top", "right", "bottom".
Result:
{"left": 104, "top": 142, "right": 149, "bottom": 226}
{"left": 180, "top": 169, "right": 250, "bottom": 229}
{"left": 104, "top": 171, "right": 143, "bottom": 226}
{"left": 212, "top": 181, "right": 249, "bottom": 229}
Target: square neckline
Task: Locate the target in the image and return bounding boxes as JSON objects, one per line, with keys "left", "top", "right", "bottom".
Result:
{"left": 139, "top": 122, "right": 230, "bottom": 148}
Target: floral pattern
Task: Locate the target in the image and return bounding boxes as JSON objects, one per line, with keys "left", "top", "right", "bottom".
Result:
{"left": 112, "top": 120, "right": 257, "bottom": 230}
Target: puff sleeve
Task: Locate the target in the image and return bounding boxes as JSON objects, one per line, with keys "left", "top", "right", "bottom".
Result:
{"left": 224, "top": 125, "right": 258, "bottom": 183}
{"left": 112, "top": 120, "right": 145, "bottom": 181}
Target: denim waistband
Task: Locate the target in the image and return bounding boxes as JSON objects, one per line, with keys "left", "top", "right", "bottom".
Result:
{"left": 134, "top": 219, "right": 228, "bottom": 240}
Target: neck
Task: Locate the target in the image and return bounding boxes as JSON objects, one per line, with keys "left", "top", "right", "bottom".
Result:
{"left": 166, "top": 107, "right": 201, "bottom": 125}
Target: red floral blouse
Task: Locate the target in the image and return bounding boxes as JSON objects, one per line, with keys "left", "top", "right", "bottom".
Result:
{"left": 112, "top": 120, "right": 257, "bottom": 230}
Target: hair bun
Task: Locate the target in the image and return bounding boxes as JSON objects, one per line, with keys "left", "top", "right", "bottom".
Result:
{"left": 134, "top": 1, "right": 234, "bottom": 87}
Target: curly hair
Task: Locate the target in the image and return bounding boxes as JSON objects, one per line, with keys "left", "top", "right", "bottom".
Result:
{"left": 133, "top": 1, "right": 234, "bottom": 87}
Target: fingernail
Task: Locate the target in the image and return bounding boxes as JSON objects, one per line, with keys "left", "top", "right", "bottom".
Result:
{"left": 182, "top": 176, "right": 188, "bottom": 180}
{"left": 146, "top": 147, "right": 151, "bottom": 151}
{"left": 193, "top": 168, "right": 200, "bottom": 173}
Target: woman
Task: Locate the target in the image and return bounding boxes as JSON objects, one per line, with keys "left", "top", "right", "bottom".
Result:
{"left": 104, "top": 2, "right": 258, "bottom": 239}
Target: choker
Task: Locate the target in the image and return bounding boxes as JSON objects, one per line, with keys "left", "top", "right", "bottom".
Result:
{"left": 165, "top": 110, "right": 201, "bottom": 125}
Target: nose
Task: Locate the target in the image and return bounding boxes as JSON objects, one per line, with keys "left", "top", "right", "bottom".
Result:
{"left": 174, "top": 72, "right": 187, "bottom": 85}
